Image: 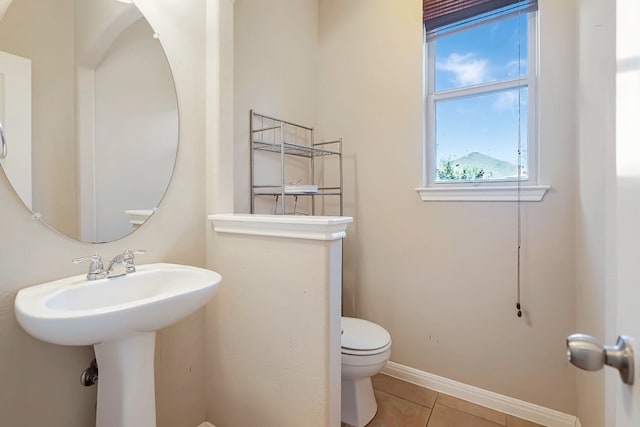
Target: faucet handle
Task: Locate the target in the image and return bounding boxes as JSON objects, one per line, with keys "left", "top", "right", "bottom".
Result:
{"left": 123, "top": 249, "right": 146, "bottom": 273}
{"left": 125, "top": 250, "right": 147, "bottom": 256}
{"left": 123, "top": 250, "right": 146, "bottom": 261}
{"left": 72, "top": 255, "right": 105, "bottom": 280}
{"left": 72, "top": 254, "right": 102, "bottom": 265}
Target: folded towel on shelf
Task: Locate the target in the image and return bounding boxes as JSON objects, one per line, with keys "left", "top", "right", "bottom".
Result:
{"left": 284, "top": 184, "right": 318, "bottom": 194}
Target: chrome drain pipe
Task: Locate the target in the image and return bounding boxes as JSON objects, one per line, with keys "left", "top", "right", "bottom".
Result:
{"left": 81, "top": 358, "right": 99, "bottom": 386}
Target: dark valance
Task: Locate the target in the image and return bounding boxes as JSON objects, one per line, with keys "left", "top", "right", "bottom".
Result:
{"left": 424, "top": 0, "right": 538, "bottom": 34}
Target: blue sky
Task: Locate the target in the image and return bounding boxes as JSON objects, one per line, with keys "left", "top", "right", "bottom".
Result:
{"left": 433, "top": 13, "right": 528, "bottom": 171}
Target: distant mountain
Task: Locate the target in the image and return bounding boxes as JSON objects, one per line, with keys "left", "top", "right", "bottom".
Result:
{"left": 451, "top": 152, "right": 520, "bottom": 179}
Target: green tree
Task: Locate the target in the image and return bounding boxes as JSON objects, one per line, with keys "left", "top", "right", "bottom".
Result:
{"left": 437, "top": 160, "right": 485, "bottom": 181}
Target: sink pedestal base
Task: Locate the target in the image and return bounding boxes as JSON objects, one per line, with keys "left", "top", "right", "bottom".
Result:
{"left": 94, "top": 332, "right": 157, "bottom": 427}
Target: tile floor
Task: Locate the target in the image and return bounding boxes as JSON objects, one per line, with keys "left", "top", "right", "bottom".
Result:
{"left": 342, "top": 374, "right": 545, "bottom": 427}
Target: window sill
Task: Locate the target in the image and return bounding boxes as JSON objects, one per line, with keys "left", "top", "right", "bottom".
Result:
{"left": 416, "top": 185, "right": 550, "bottom": 202}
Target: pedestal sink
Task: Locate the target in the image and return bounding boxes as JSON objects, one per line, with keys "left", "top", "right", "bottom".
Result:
{"left": 14, "top": 263, "right": 222, "bottom": 427}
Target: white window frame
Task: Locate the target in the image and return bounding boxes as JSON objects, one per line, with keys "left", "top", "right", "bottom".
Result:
{"left": 417, "top": 10, "right": 549, "bottom": 202}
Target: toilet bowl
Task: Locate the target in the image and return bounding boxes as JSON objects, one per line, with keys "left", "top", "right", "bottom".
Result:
{"left": 341, "top": 316, "right": 391, "bottom": 427}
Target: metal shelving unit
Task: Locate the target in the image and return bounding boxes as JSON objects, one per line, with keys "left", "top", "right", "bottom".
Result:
{"left": 250, "top": 110, "right": 343, "bottom": 215}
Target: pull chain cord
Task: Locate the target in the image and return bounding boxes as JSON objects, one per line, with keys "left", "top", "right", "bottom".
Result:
{"left": 516, "top": 231, "right": 522, "bottom": 317}
{"left": 516, "top": 10, "right": 523, "bottom": 319}
{"left": 516, "top": 138, "right": 522, "bottom": 318}
{"left": 516, "top": 104, "right": 522, "bottom": 318}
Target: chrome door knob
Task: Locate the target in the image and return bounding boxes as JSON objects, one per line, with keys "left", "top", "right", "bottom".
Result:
{"left": 566, "top": 334, "right": 605, "bottom": 371}
{"left": 566, "top": 334, "right": 635, "bottom": 385}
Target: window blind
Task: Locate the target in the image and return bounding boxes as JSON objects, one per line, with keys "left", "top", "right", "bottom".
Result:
{"left": 424, "top": 0, "right": 537, "bottom": 36}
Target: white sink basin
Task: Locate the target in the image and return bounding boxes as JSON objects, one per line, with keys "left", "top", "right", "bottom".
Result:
{"left": 15, "top": 263, "right": 222, "bottom": 346}
{"left": 14, "top": 262, "right": 222, "bottom": 427}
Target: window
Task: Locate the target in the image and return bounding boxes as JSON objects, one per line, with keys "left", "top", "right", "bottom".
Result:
{"left": 418, "top": 0, "right": 548, "bottom": 201}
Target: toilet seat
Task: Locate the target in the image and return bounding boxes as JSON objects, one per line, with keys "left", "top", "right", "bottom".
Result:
{"left": 341, "top": 317, "right": 391, "bottom": 356}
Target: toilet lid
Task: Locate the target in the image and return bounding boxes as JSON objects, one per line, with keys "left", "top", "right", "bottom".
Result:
{"left": 341, "top": 317, "right": 391, "bottom": 353}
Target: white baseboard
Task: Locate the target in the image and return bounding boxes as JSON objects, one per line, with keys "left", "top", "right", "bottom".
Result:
{"left": 198, "top": 422, "right": 215, "bottom": 427}
{"left": 382, "top": 361, "right": 580, "bottom": 427}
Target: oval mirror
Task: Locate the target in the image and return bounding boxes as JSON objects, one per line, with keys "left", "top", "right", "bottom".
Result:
{"left": 0, "top": 0, "right": 178, "bottom": 243}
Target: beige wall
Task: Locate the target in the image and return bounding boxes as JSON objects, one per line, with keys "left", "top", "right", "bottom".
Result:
{"left": 205, "top": 4, "right": 347, "bottom": 425}
{"left": 0, "top": 0, "right": 610, "bottom": 424}
{"left": 0, "top": 0, "right": 207, "bottom": 426}
{"left": 206, "top": 232, "right": 341, "bottom": 427}
{"left": 227, "top": 0, "right": 580, "bottom": 415}
{"left": 225, "top": 0, "right": 581, "bottom": 417}
{"left": 317, "top": 0, "right": 578, "bottom": 414}
{"left": 233, "top": 0, "right": 319, "bottom": 214}
{"left": 575, "top": 0, "right": 616, "bottom": 425}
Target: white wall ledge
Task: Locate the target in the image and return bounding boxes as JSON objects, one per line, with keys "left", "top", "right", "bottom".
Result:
{"left": 124, "top": 209, "right": 155, "bottom": 225}
{"left": 209, "top": 214, "right": 353, "bottom": 241}
{"left": 416, "top": 185, "right": 550, "bottom": 202}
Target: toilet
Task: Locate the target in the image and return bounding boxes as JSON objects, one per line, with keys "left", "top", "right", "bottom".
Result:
{"left": 341, "top": 316, "right": 392, "bottom": 427}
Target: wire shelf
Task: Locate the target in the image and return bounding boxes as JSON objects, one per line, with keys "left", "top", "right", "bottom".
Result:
{"left": 254, "top": 190, "right": 342, "bottom": 196}
{"left": 250, "top": 110, "right": 343, "bottom": 215}
{"left": 253, "top": 140, "right": 340, "bottom": 158}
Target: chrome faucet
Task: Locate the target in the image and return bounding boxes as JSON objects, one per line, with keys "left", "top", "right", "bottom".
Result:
{"left": 72, "top": 254, "right": 106, "bottom": 281}
{"left": 104, "top": 250, "right": 146, "bottom": 278}
{"left": 73, "top": 250, "right": 146, "bottom": 281}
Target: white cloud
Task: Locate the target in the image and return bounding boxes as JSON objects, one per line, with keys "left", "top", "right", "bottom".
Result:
{"left": 493, "top": 89, "right": 527, "bottom": 112}
{"left": 505, "top": 59, "right": 527, "bottom": 78}
{"left": 437, "top": 53, "right": 489, "bottom": 86}
{"left": 493, "top": 91, "right": 518, "bottom": 111}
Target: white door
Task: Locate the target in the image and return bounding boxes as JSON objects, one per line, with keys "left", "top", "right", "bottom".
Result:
{"left": 611, "top": 0, "right": 640, "bottom": 424}
{"left": 0, "top": 50, "right": 31, "bottom": 209}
